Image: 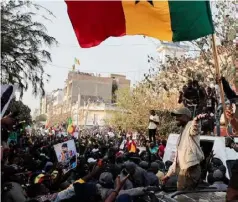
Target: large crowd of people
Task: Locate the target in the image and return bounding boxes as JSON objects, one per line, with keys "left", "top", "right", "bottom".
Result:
{"left": 1, "top": 75, "right": 237, "bottom": 202}
{"left": 178, "top": 77, "right": 238, "bottom": 136}
{"left": 1, "top": 105, "right": 237, "bottom": 202}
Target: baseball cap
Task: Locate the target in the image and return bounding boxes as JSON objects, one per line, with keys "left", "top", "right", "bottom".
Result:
{"left": 171, "top": 107, "right": 192, "bottom": 118}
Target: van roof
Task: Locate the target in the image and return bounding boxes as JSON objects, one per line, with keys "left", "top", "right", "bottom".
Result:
{"left": 200, "top": 135, "right": 238, "bottom": 143}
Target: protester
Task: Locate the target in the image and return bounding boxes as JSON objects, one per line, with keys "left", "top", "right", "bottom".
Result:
{"left": 158, "top": 139, "right": 166, "bottom": 159}
{"left": 146, "top": 162, "right": 160, "bottom": 187}
{"left": 181, "top": 80, "right": 200, "bottom": 117}
{"left": 162, "top": 107, "right": 206, "bottom": 191}
{"left": 1, "top": 102, "right": 235, "bottom": 202}
{"left": 148, "top": 110, "right": 159, "bottom": 144}
{"left": 206, "top": 87, "right": 217, "bottom": 114}
{"left": 209, "top": 169, "right": 228, "bottom": 190}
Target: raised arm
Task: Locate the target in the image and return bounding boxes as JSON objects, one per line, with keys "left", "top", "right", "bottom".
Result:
{"left": 189, "top": 114, "right": 208, "bottom": 136}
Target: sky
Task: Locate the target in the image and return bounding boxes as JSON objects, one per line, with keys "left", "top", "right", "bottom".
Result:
{"left": 22, "top": 0, "right": 160, "bottom": 113}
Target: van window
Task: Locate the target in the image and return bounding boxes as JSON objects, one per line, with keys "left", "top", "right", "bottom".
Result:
{"left": 200, "top": 140, "right": 214, "bottom": 180}
{"left": 200, "top": 140, "right": 214, "bottom": 158}
{"left": 226, "top": 160, "right": 236, "bottom": 177}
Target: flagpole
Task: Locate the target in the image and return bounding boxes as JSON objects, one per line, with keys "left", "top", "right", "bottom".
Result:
{"left": 211, "top": 34, "right": 228, "bottom": 126}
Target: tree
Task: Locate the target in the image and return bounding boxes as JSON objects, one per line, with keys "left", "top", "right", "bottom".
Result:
{"left": 5, "top": 97, "right": 32, "bottom": 124}
{"left": 1, "top": 1, "right": 58, "bottom": 97}
{"left": 146, "top": 1, "right": 236, "bottom": 93}
{"left": 107, "top": 1, "right": 236, "bottom": 135}
{"left": 35, "top": 114, "right": 47, "bottom": 122}
{"left": 107, "top": 87, "right": 181, "bottom": 135}
{"left": 112, "top": 79, "right": 118, "bottom": 103}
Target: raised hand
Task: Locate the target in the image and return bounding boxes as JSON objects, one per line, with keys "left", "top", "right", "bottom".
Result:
{"left": 194, "top": 113, "right": 208, "bottom": 122}
{"left": 115, "top": 174, "right": 130, "bottom": 191}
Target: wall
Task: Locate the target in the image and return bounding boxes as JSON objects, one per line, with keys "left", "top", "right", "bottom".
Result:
{"left": 53, "top": 90, "right": 63, "bottom": 106}
{"left": 71, "top": 103, "right": 117, "bottom": 126}
{"left": 157, "top": 42, "right": 189, "bottom": 66}
{"left": 72, "top": 79, "right": 112, "bottom": 104}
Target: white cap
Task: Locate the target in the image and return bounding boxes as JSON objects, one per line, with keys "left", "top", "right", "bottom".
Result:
{"left": 87, "top": 158, "right": 97, "bottom": 164}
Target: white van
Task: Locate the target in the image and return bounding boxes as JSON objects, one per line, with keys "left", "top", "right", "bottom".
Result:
{"left": 163, "top": 134, "right": 238, "bottom": 179}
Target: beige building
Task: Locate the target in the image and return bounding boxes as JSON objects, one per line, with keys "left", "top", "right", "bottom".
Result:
{"left": 45, "top": 71, "right": 130, "bottom": 126}
{"left": 72, "top": 102, "right": 117, "bottom": 127}
{"left": 63, "top": 71, "right": 130, "bottom": 106}
{"left": 40, "top": 93, "right": 53, "bottom": 115}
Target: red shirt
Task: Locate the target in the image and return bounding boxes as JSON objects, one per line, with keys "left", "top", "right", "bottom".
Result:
{"left": 158, "top": 145, "right": 165, "bottom": 158}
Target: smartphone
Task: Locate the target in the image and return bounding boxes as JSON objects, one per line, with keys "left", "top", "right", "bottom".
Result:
{"left": 122, "top": 169, "right": 129, "bottom": 176}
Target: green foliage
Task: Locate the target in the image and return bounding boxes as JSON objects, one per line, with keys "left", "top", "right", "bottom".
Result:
{"left": 35, "top": 114, "right": 47, "bottom": 122}
{"left": 1, "top": 0, "right": 58, "bottom": 97}
{"left": 112, "top": 79, "right": 118, "bottom": 103}
{"left": 108, "top": 1, "right": 235, "bottom": 136}
{"left": 107, "top": 87, "right": 180, "bottom": 135}
{"left": 5, "top": 97, "right": 32, "bottom": 124}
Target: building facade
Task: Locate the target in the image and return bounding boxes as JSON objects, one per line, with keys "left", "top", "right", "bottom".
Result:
{"left": 43, "top": 71, "right": 130, "bottom": 126}
{"left": 63, "top": 71, "right": 130, "bottom": 106}
{"left": 157, "top": 42, "right": 190, "bottom": 66}
{"left": 71, "top": 102, "right": 116, "bottom": 127}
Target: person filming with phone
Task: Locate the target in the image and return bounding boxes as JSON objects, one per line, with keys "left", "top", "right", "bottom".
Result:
{"left": 162, "top": 107, "right": 207, "bottom": 191}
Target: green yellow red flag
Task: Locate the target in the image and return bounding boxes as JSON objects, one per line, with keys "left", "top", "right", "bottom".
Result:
{"left": 67, "top": 117, "right": 74, "bottom": 134}
{"left": 66, "top": 1, "right": 214, "bottom": 48}
{"left": 74, "top": 58, "right": 80, "bottom": 65}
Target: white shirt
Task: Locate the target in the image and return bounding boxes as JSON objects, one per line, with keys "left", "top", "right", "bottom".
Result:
{"left": 132, "top": 132, "right": 138, "bottom": 140}
{"left": 148, "top": 115, "right": 159, "bottom": 129}
{"left": 108, "top": 131, "right": 115, "bottom": 138}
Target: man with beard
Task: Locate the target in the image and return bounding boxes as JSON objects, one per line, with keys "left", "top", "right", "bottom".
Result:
{"left": 59, "top": 143, "right": 70, "bottom": 162}
{"left": 162, "top": 107, "right": 207, "bottom": 191}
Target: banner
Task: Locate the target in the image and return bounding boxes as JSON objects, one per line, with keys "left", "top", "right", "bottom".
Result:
{"left": 53, "top": 140, "right": 77, "bottom": 174}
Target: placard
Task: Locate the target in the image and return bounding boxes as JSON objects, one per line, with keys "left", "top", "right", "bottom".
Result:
{"left": 53, "top": 140, "right": 77, "bottom": 173}
{"left": 163, "top": 134, "right": 179, "bottom": 163}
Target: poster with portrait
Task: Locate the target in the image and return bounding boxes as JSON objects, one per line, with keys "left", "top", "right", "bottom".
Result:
{"left": 53, "top": 140, "right": 77, "bottom": 173}
{"left": 163, "top": 134, "right": 179, "bottom": 163}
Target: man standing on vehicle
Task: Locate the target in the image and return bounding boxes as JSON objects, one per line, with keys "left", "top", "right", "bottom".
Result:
{"left": 162, "top": 107, "right": 206, "bottom": 191}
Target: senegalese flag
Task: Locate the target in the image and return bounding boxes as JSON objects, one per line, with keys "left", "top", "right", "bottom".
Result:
{"left": 74, "top": 58, "right": 80, "bottom": 65}
{"left": 65, "top": 1, "right": 214, "bottom": 48}
{"left": 67, "top": 117, "right": 74, "bottom": 134}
